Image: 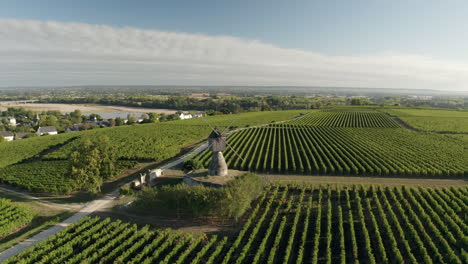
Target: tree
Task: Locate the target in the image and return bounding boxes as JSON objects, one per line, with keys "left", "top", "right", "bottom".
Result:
{"left": 158, "top": 113, "right": 167, "bottom": 122}
{"left": 182, "top": 159, "right": 203, "bottom": 173}
{"left": 71, "top": 109, "right": 83, "bottom": 124}
{"left": 115, "top": 117, "right": 125, "bottom": 126}
{"left": 69, "top": 140, "right": 102, "bottom": 193}
{"left": 167, "top": 114, "right": 181, "bottom": 121}
{"left": 127, "top": 114, "right": 137, "bottom": 125}
{"left": 69, "top": 135, "right": 117, "bottom": 193}
{"left": 148, "top": 113, "right": 159, "bottom": 123}
{"left": 39, "top": 115, "right": 57, "bottom": 127}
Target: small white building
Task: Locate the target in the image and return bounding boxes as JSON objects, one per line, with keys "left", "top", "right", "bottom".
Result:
{"left": 191, "top": 112, "right": 205, "bottom": 118}
{"left": 8, "top": 117, "right": 16, "bottom": 126}
{"left": 179, "top": 113, "right": 193, "bottom": 120}
{"left": 0, "top": 131, "right": 14, "bottom": 141}
{"left": 37, "top": 126, "right": 58, "bottom": 136}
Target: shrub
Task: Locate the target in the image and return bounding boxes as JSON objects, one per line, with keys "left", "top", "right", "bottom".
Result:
{"left": 133, "top": 173, "right": 263, "bottom": 220}
{"left": 120, "top": 185, "right": 134, "bottom": 196}
{"left": 182, "top": 159, "right": 203, "bottom": 173}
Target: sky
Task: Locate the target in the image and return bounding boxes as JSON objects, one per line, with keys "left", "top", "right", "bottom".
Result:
{"left": 0, "top": 0, "right": 467, "bottom": 91}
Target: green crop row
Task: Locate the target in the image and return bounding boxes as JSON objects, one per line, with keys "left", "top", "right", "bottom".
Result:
{"left": 0, "top": 160, "right": 136, "bottom": 194}
{"left": 0, "top": 198, "right": 35, "bottom": 238}
{"left": 286, "top": 111, "right": 400, "bottom": 128}
{"left": 5, "top": 184, "right": 467, "bottom": 263}
{"left": 193, "top": 126, "right": 467, "bottom": 177}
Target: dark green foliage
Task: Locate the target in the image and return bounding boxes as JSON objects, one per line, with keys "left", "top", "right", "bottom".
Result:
{"left": 69, "top": 135, "right": 119, "bottom": 193}
{"left": 119, "top": 185, "right": 134, "bottom": 196}
{"left": 133, "top": 173, "right": 263, "bottom": 220}
{"left": 181, "top": 159, "right": 203, "bottom": 172}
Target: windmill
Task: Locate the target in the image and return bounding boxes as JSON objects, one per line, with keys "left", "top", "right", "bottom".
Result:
{"left": 207, "top": 127, "right": 228, "bottom": 176}
{"left": 201, "top": 115, "right": 245, "bottom": 177}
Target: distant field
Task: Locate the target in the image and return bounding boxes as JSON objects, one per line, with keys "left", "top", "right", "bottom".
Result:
{"left": 171, "top": 110, "right": 306, "bottom": 129}
{"left": 384, "top": 108, "right": 468, "bottom": 133}
{"left": 5, "top": 184, "right": 467, "bottom": 264}
{"left": 285, "top": 110, "right": 400, "bottom": 128}
{"left": 193, "top": 126, "right": 467, "bottom": 178}
{"left": 0, "top": 102, "right": 177, "bottom": 114}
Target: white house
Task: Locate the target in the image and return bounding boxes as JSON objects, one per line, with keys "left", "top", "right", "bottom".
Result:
{"left": 0, "top": 131, "right": 14, "bottom": 141}
{"left": 179, "top": 113, "right": 193, "bottom": 120}
{"left": 37, "top": 126, "right": 58, "bottom": 136}
{"left": 8, "top": 117, "right": 16, "bottom": 126}
{"left": 191, "top": 112, "right": 205, "bottom": 118}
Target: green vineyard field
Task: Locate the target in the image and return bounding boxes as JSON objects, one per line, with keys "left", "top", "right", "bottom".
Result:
{"left": 192, "top": 126, "right": 467, "bottom": 177}
{"left": 384, "top": 108, "right": 468, "bottom": 133}
{"left": 0, "top": 133, "right": 77, "bottom": 168}
{"left": 285, "top": 111, "right": 400, "bottom": 128}
{"left": 0, "top": 198, "right": 34, "bottom": 238}
{"left": 0, "top": 160, "right": 136, "bottom": 194}
{"left": 44, "top": 124, "right": 212, "bottom": 160}
{"left": 6, "top": 184, "right": 467, "bottom": 263}
{"left": 44, "top": 111, "right": 304, "bottom": 161}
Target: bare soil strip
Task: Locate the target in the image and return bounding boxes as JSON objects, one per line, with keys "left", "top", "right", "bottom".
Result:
{"left": 260, "top": 174, "right": 467, "bottom": 187}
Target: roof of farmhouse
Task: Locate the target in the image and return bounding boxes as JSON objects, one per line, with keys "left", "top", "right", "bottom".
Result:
{"left": 39, "top": 126, "right": 57, "bottom": 132}
{"left": 0, "top": 131, "right": 14, "bottom": 137}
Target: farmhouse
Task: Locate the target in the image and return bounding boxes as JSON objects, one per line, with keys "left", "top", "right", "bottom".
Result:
{"left": 8, "top": 117, "right": 16, "bottom": 126}
{"left": 192, "top": 112, "right": 205, "bottom": 118}
{"left": 37, "top": 126, "right": 58, "bottom": 136}
{"left": 0, "top": 131, "right": 14, "bottom": 141}
{"left": 179, "top": 112, "right": 193, "bottom": 120}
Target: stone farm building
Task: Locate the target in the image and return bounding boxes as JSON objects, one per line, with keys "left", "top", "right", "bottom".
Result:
{"left": 37, "top": 126, "right": 58, "bottom": 136}
{"left": 0, "top": 131, "right": 14, "bottom": 141}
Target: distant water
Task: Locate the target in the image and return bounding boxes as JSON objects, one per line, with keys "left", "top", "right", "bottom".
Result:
{"left": 83, "top": 111, "right": 147, "bottom": 119}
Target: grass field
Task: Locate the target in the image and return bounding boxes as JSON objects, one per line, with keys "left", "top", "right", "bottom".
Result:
{"left": 5, "top": 184, "right": 467, "bottom": 264}
{"left": 384, "top": 108, "right": 468, "bottom": 133}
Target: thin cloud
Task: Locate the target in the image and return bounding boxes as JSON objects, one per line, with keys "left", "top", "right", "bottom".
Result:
{"left": 0, "top": 18, "right": 467, "bottom": 90}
